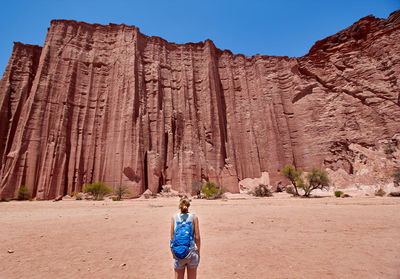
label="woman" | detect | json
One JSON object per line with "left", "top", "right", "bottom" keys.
{"left": 170, "top": 196, "right": 201, "bottom": 279}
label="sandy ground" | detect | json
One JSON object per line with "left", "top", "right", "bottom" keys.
{"left": 1, "top": 194, "right": 399, "bottom": 279}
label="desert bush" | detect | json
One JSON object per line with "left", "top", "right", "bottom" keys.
{"left": 112, "top": 196, "right": 121, "bottom": 201}
{"left": 375, "top": 188, "right": 386, "bottom": 197}
{"left": 17, "top": 185, "right": 30, "bottom": 200}
{"left": 201, "top": 181, "right": 225, "bottom": 199}
{"left": 83, "top": 182, "right": 112, "bottom": 200}
{"left": 302, "top": 168, "right": 330, "bottom": 197}
{"left": 393, "top": 167, "right": 400, "bottom": 186}
{"left": 114, "top": 186, "right": 131, "bottom": 201}
{"left": 71, "top": 191, "right": 83, "bottom": 200}
{"left": 334, "top": 191, "right": 344, "bottom": 198}
{"left": 384, "top": 143, "right": 396, "bottom": 159}
{"left": 281, "top": 165, "right": 303, "bottom": 196}
{"left": 3, "top": 197, "right": 11, "bottom": 202}
{"left": 253, "top": 184, "right": 272, "bottom": 197}
{"left": 389, "top": 192, "right": 400, "bottom": 197}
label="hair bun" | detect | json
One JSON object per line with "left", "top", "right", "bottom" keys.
{"left": 179, "top": 196, "right": 190, "bottom": 213}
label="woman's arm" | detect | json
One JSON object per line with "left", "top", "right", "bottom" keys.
{"left": 194, "top": 216, "right": 201, "bottom": 255}
{"left": 170, "top": 217, "right": 175, "bottom": 240}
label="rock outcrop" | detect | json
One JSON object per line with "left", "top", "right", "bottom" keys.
{"left": 0, "top": 11, "right": 399, "bottom": 199}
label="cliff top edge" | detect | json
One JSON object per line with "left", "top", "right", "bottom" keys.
{"left": 15, "top": 10, "right": 400, "bottom": 60}
{"left": 48, "top": 19, "right": 292, "bottom": 60}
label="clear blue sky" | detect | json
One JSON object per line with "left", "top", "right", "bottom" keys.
{"left": 0, "top": 0, "right": 398, "bottom": 77}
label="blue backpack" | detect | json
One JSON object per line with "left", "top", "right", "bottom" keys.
{"left": 171, "top": 213, "right": 194, "bottom": 259}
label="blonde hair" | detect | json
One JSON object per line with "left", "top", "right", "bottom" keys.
{"left": 179, "top": 196, "right": 191, "bottom": 214}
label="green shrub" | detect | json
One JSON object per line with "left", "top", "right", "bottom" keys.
{"left": 83, "top": 182, "right": 112, "bottom": 200}
{"left": 112, "top": 196, "right": 121, "bottom": 201}
{"left": 114, "top": 186, "right": 131, "bottom": 200}
{"left": 201, "top": 181, "right": 225, "bottom": 199}
{"left": 253, "top": 184, "right": 272, "bottom": 197}
{"left": 334, "top": 191, "right": 344, "bottom": 198}
{"left": 375, "top": 188, "right": 386, "bottom": 197}
{"left": 4, "top": 197, "right": 11, "bottom": 202}
{"left": 389, "top": 192, "right": 400, "bottom": 197}
{"left": 17, "top": 185, "right": 30, "bottom": 200}
{"left": 281, "top": 165, "right": 303, "bottom": 196}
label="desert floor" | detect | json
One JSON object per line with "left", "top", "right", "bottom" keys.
{"left": 1, "top": 194, "right": 399, "bottom": 279}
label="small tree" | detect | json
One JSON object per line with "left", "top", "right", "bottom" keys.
{"left": 83, "top": 182, "right": 112, "bottom": 200}
{"left": 393, "top": 167, "right": 400, "bottom": 186}
{"left": 114, "top": 186, "right": 131, "bottom": 201}
{"left": 17, "top": 185, "right": 30, "bottom": 200}
{"left": 302, "top": 168, "right": 330, "bottom": 197}
{"left": 281, "top": 164, "right": 303, "bottom": 196}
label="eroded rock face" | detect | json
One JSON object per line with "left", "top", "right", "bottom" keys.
{"left": 0, "top": 11, "right": 399, "bottom": 199}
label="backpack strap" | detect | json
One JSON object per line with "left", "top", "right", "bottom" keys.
{"left": 189, "top": 214, "right": 195, "bottom": 236}
{"left": 174, "top": 213, "right": 195, "bottom": 230}
{"left": 174, "top": 213, "right": 180, "bottom": 231}
{"left": 187, "top": 213, "right": 195, "bottom": 223}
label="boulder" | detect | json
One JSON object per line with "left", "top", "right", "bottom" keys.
{"left": 142, "top": 189, "right": 154, "bottom": 199}
{"left": 239, "top": 172, "right": 270, "bottom": 194}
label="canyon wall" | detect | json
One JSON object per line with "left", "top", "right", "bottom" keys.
{"left": 0, "top": 11, "right": 399, "bottom": 199}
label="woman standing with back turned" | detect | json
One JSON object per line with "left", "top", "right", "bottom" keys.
{"left": 170, "top": 196, "right": 201, "bottom": 279}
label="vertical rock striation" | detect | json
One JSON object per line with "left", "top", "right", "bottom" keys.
{"left": 0, "top": 43, "right": 42, "bottom": 198}
{"left": 0, "top": 11, "right": 399, "bottom": 199}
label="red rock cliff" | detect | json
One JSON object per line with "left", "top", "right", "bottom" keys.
{"left": 0, "top": 11, "right": 399, "bottom": 199}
